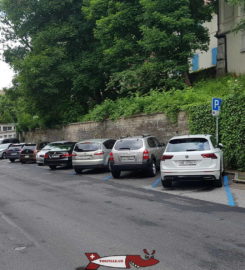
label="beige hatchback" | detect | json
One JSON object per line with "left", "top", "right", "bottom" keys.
{"left": 72, "top": 139, "right": 116, "bottom": 174}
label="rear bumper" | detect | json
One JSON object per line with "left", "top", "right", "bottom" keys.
{"left": 161, "top": 169, "right": 220, "bottom": 181}
{"left": 111, "top": 161, "right": 151, "bottom": 171}
{"left": 72, "top": 159, "right": 105, "bottom": 167}
{"left": 44, "top": 159, "right": 71, "bottom": 167}
{"left": 6, "top": 154, "right": 20, "bottom": 159}
{"left": 73, "top": 164, "right": 106, "bottom": 169}
{"left": 20, "top": 155, "right": 36, "bottom": 162}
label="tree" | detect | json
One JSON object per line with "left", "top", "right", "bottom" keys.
{"left": 91, "top": 0, "right": 213, "bottom": 93}
{"left": 0, "top": 0, "right": 101, "bottom": 126}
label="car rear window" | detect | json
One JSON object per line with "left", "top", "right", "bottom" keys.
{"left": 23, "top": 144, "right": 36, "bottom": 150}
{"left": 8, "top": 145, "right": 23, "bottom": 150}
{"left": 74, "top": 142, "right": 101, "bottom": 152}
{"left": 166, "top": 138, "right": 210, "bottom": 152}
{"left": 0, "top": 144, "right": 10, "bottom": 150}
{"left": 49, "top": 143, "right": 74, "bottom": 151}
{"left": 114, "top": 139, "right": 143, "bottom": 151}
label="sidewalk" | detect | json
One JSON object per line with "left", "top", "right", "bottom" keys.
{"left": 227, "top": 170, "right": 245, "bottom": 184}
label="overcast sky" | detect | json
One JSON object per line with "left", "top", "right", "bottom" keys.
{"left": 0, "top": 60, "right": 14, "bottom": 90}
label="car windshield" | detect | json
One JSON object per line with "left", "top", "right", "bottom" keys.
{"left": 8, "top": 145, "right": 23, "bottom": 150}
{"left": 114, "top": 139, "right": 143, "bottom": 150}
{"left": 74, "top": 142, "right": 101, "bottom": 152}
{"left": 166, "top": 138, "right": 210, "bottom": 152}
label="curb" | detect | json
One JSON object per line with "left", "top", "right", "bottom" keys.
{"left": 225, "top": 170, "right": 245, "bottom": 184}
{"left": 234, "top": 172, "right": 245, "bottom": 184}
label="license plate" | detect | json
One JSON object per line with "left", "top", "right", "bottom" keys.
{"left": 179, "top": 160, "right": 197, "bottom": 166}
{"left": 25, "top": 155, "right": 29, "bottom": 158}
{"left": 52, "top": 155, "right": 60, "bottom": 158}
{"left": 79, "top": 156, "right": 92, "bottom": 160}
{"left": 121, "top": 156, "right": 135, "bottom": 161}
{"left": 11, "top": 153, "right": 17, "bottom": 156}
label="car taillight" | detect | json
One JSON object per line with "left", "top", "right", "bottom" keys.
{"left": 161, "top": 155, "right": 173, "bottom": 161}
{"left": 109, "top": 152, "right": 114, "bottom": 161}
{"left": 201, "top": 153, "right": 217, "bottom": 159}
{"left": 61, "top": 153, "right": 73, "bottom": 158}
{"left": 143, "top": 150, "right": 150, "bottom": 160}
{"left": 44, "top": 154, "right": 49, "bottom": 158}
{"left": 94, "top": 151, "right": 104, "bottom": 156}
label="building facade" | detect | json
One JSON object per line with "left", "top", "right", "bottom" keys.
{"left": 217, "top": 0, "right": 245, "bottom": 75}
{"left": 191, "top": 15, "right": 218, "bottom": 72}
{"left": 0, "top": 123, "right": 17, "bottom": 140}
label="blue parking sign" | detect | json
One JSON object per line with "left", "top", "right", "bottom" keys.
{"left": 212, "top": 98, "right": 222, "bottom": 111}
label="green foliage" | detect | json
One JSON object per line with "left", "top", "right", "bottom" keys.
{"left": 0, "top": 0, "right": 214, "bottom": 127}
{"left": 189, "top": 93, "right": 245, "bottom": 170}
{"left": 82, "top": 76, "right": 240, "bottom": 121}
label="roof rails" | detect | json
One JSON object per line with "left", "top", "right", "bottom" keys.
{"left": 119, "top": 134, "right": 151, "bottom": 139}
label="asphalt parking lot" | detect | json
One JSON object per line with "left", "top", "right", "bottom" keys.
{"left": 0, "top": 159, "right": 245, "bottom": 270}
{"left": 30, "top": 161, "right": 244, "bottom": 209}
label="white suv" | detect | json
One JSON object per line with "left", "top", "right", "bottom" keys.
{"left": 160, "top": 135, "right": 224, "bottom": 188}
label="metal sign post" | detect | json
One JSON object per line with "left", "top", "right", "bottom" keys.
{"left": 216, "top": 116, "right": 219, "bottom": 145}
{"left": 212, "top": 98, "right": 222, "bottom": 145}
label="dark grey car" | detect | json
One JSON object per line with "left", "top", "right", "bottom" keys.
{"left": 110, "top": 135, "right": 165, "bottom": 178}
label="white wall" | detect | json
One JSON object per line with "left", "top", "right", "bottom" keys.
{"left": 190, "top": 15, "right": 218, "bottom": 72}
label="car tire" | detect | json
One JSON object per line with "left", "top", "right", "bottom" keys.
{"left": 107, "top": 161, "right": 112, "bottom": 172}
{"left": 162, "top": 178, "right": 172, "bottom": 188}
{"left": 148, "top": 159, "right": 157, "bottom": 177}
{"left": 2, "top": 152, "right": 6, "bottom": 159}
{"left": 21, "top": 161, "right": 25, "bottom": 164}
{"left": 214, "top": 174, "right": 223, "bottom": 188}
{"left": 49, "top": 165, "right": 57, "bottom": 170}
{"left": 9, "top": 159, "right": 15, "bottom": 163}
{"left": 37, "top": 163, "right": 43, "bottom": 166}
{"left": 74, "top": 167, "right": 83, "bottom": 174}
{"left": 111, "top": 169, "right": 121, "bottom": 179}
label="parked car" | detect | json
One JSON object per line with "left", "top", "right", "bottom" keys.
{"left": 0, "top": 143, "right": 11, "bottom": 159}
{"left": 6, "top": 143, "right": 25, "bottom": 162}
{"left": 0, "top": 138, "right": 19, "bottom": 144}
{"left": 72, "top": 139, "right": 116, "bottom": 174}
{"left": 20, "top": 142, "right": 49, "bottom": 164}
{"left": 160, "top": 135, "right": 224, "bottom": 188}
{"left": 43, "top": 141, "right": 76, "bottom": 170}
{"left": 109, "top": 135, "right": 165, "bottom": 178}
{"left": 36, "top": 142, "right": 57, "bottom": 166}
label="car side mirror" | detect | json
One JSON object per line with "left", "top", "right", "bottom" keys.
{"left": 218, "top": 143, "right": 224, "bottom": 149}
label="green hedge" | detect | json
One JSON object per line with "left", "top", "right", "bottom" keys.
{"left": 189, "top": 94, "right": 245, "bottom": 170}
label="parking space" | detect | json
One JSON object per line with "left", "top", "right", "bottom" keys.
{"left": 1, "top": 159, "right": 245, "bottom": 209}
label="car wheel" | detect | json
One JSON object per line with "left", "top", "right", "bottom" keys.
{"left": 162, "top": 178, "right": 172, "bottom": 188}
{"left": 107, "top": 161, "right": 112, "bottom": 172}
{"left": 74, "top": 167, "right": 83, "bottom": 174}
{"left": 213, "top": 173, "right": 223, "bottom": 188}
{"left": 37, "top": 163, "right": 43, "bottom": 166}
{"left": 9, "top": 159, "right": 15, "bottom": 163}
{"left": 148, "top": 160, "right": 157, "bottom": 177}
{"left": 2, "top": 152, "right": 6, "bottom": 159}
{"left": 21, "top": 161, "right": 25, "bottom": 164}
{"left": 111, "top": 169, "right": 121, "bottom": 179}
{"left": 49, "top": 165, "right": 57, "bottom": 170}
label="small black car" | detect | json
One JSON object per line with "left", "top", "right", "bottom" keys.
{"left": 43, "top": 141, "right": 76, "bottom": 170}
